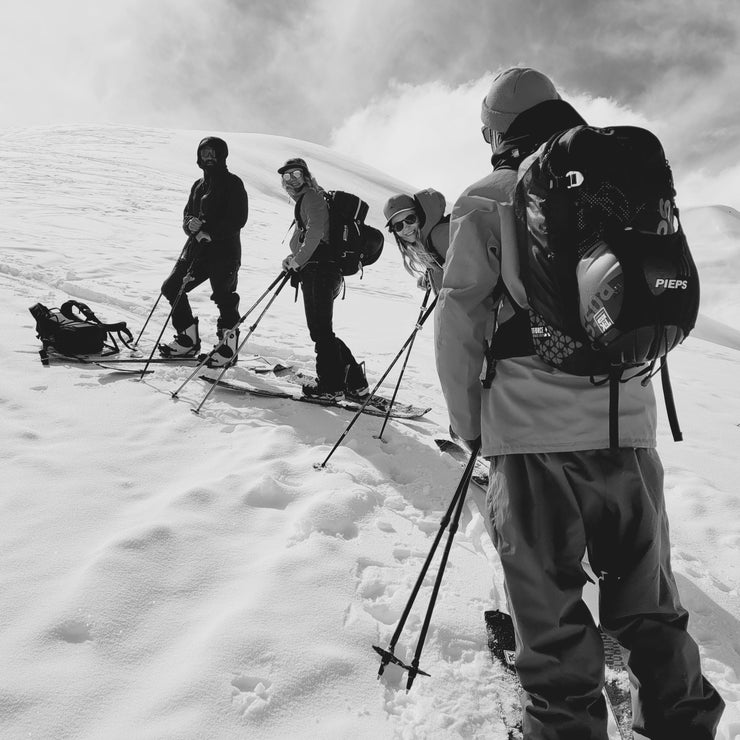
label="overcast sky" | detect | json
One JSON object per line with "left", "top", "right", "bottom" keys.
{"left": 3, "top": 0, "right": 739, "bottom": 206}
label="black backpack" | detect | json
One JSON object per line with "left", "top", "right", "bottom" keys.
{"left": 511, "top": 125, "right": 699, "bottom": 446}
{"left": 29, "top": 300, "right": 134, "bottom": 364}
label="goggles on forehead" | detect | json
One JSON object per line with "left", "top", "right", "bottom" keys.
{"left": 481, "top": 126, "right": 503, "bottom": 147}
{"left": 282, "top": 169, "right": 305, "bottom": 181}
{"left": 390, "top": 213, "right": 418, "bottom": 233}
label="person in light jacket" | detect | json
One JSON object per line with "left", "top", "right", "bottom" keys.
{"left": 383, "top": 188, "right": 449, "bottom": 294}
{"left": 434, "top": 66, "right": 724, "bottom": 739}
{"left": 278, "top": 157, "right": 368, "bottom": 401}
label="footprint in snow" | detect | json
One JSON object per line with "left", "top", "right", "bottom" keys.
{"left": 50, "top": 619, "right": 92, "bottom": 644}
{"left": 231, "top": 674, "right": 272, "bottom": 715}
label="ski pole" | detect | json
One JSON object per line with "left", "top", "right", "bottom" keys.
{"left": 138, "top": 270, "right": 196, "bottom": 380}
{"left": 190, "top": 272, "right": 291, "bottom": 414}
{"left": 133, "top": 294, "right": 163, "bottom": 347}
{"left": 372, "top": 441, "right": 480, "bottom": 688}
{"left": 171, "top": 271, "right": 289, "bottom": 399}
{"left": 134, "top": 237, "right": 194, "bottom": 347}
{"left": 376, "top": 282, "right": 432, "bottom": 441}
{"left": 314, "top": 295, "right": 438, "bottom": 469}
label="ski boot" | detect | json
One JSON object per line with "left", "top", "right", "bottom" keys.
{"left": 206, "top": 328, "right": 239, "bottom": 368}
{"left": 344, "top": 361, "right": 369, "bottom": 401}
{"left": 159, "top": 319, "right": 200, "bottom": 357}
{"left": 301, "top": 379, "right": 344, "bottom": 402}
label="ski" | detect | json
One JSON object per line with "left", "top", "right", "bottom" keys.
{"left": 434, "top": 438, "right": 490, "bottom": 489}
{"left": 94, "top": 358, "right": 289, "bottom": 372}
{"left": 199, "top": 376, "right": 430, "bottom": 419}
{"left": 600, "top": 628, "right": 633, "bottom": 739}
{"left": 88, "top": 356, "right": 201, "bottom": 364}
{"left": 485, "top": 610, "right": 524, "bottom": 739}
{"left": 485, "top": 613, "right": 633, "bottom": 740}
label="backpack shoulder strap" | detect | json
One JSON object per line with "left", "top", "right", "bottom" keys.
{"left": 293, "top": 194, "right": 306, "bottom": 230}
{"left": 60, "top": 300, "right": 101, "bottom": 324}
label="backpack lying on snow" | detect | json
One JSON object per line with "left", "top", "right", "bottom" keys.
{"left": 511, "top": 125, "right": 700, "bottom": 446}
{"left": 29, "top": 300, "right": 134, "bottom": 363}
{"left": 295, "top": 190, "right": 384, "bottom": 276}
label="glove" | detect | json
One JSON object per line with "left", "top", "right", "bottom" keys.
{"left": 282, "top": 255, "right": 300, "bottom": 273}
{"left": 416, "top": 273, "right": 429, "bottom": 290}
{"left": 195, "top": 231, "right": 212, "bottom": 243}
{"left": 450, "top": 425, "right": 481, "bottom": 453}
{"left": 187, "top": 216, "right": 203, "bottom": 234}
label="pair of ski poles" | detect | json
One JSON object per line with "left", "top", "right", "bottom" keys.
{"left": 169, "top": 271, "right": 290, "bottom": 412}
{"left": 315, "top": 281, "right": 436, "bottom": 469}
{"left": 131, "top": 243, "right": 290, "bottom": 400}
{"left": 373, "top": 439, "right": 481, "bottom": 691}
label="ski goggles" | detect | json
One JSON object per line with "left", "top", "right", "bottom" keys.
{"left": 282, "top": 169, "right": 305, "bottom": 181}
{"left": 481, "top": 127, "right": 503, "bottom": 147}
{"left": 390, "top": 213, "right": 418, "bottom": 233}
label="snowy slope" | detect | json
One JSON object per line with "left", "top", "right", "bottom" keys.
{"left": 1, "top": 125, "right": 739, "bottom": 740}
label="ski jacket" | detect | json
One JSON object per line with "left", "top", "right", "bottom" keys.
{"left": 415, "top": 188, "right": 450, "bottom": 292}
{"left": 183, "top": 137, "right": 249, "bottom": 262}
{"left": 434, "top": 101, "right": 657, "bottom": 456}
{"left": 289, "top": 186, "right": 331, "bottom": 267}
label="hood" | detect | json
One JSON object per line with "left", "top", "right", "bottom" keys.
{"left": 196, "top": 136, "right": 229, "bottom": 169}
{"left": 491, "top": 99, "right": 587, "bottom": 171}
{"left": 414, "top": 188, "right": 447, "bottom": 241}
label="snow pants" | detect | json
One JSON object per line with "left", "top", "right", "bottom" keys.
{"left": 487, "top": 448, "right": 724, "bottom": 740}
{"left": 299, "top": 263, "right": 360, "bottom": 391}
{"left": 161, "top": 252, "right": 240, "bottom": 333}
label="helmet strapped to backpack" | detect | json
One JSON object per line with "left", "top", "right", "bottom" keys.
{"left": 508, "top": 124, "right": 700, "bottom": 446}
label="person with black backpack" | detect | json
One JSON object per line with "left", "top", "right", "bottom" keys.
{"left": 278, "top": 157, "right": 368, "bottom": 401}
{"left": 159, "top": 137, "right": 248, "bottom": 367}
{"left": 383, "top": 188, "right": 449, "bottom": 293}
{"left": 435, "top": 67, "right": 724, "bottom": 738}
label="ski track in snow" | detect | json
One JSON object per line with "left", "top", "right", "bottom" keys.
{"left": 1, "top": 125, "right": 739, "bottom": 739}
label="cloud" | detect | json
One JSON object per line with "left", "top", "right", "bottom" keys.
{"left": 329, "top": 75, "right": 661, "bottom": 204}
{"left": 2, "top": 0, "right": 739, "bottom": 212}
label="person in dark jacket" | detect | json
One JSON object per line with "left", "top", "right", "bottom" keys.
{"left": 436, "top": 67, "right": 724, "bottom": 739}
{"left": 159, "top": 136, "right": 249, "bottom": 367}
{"left": 383, "top": 188, "right": 449, "bottom": 294}
{"left": 278, "top": 157, "right": 368, "bottom": 401}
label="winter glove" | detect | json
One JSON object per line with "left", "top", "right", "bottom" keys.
{"left": 187, "top": 216, "right": 204, "bottom": 234}
{"left": 450, "top": 425, "right": 481, "bottom": 453}
{"left": 282, "top": 255, "right": 300, "bottom": 273}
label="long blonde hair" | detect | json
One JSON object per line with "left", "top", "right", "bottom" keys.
{"left": 396, "top": 232, "right": 441, "bottom": 278}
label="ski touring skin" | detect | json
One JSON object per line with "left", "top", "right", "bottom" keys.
{"left": 485, "top": 610, "right": 524, "bottom": 739}
{"left": 200, "top": 376, "right": 430, "bottom": 419}
{"left": 600, "top": 628, "right": 633, "bottom": 739}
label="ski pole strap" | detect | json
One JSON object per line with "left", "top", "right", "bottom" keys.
{"left": 660, "top": 357, "right": 683, "bottom": 442}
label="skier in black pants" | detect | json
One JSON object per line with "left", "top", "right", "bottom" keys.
{"left": 160, "top": 136, "right": 249, "bottom": 367}
{"left": 278, "top": 157, "right": 368, "bottom": 401}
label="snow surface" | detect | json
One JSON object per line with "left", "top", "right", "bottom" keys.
{"left": 1, "top": 125, "right": 739, "bottom": 739}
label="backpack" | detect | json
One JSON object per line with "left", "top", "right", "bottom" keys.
{"left": 510, "top": 124, "right": 699, "bottom": 446}
{"left": 295, "top": 190, "right": 384, "bottom": 276}
{"left": 29, "top": 300, "right": 134, "bottom": 364}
